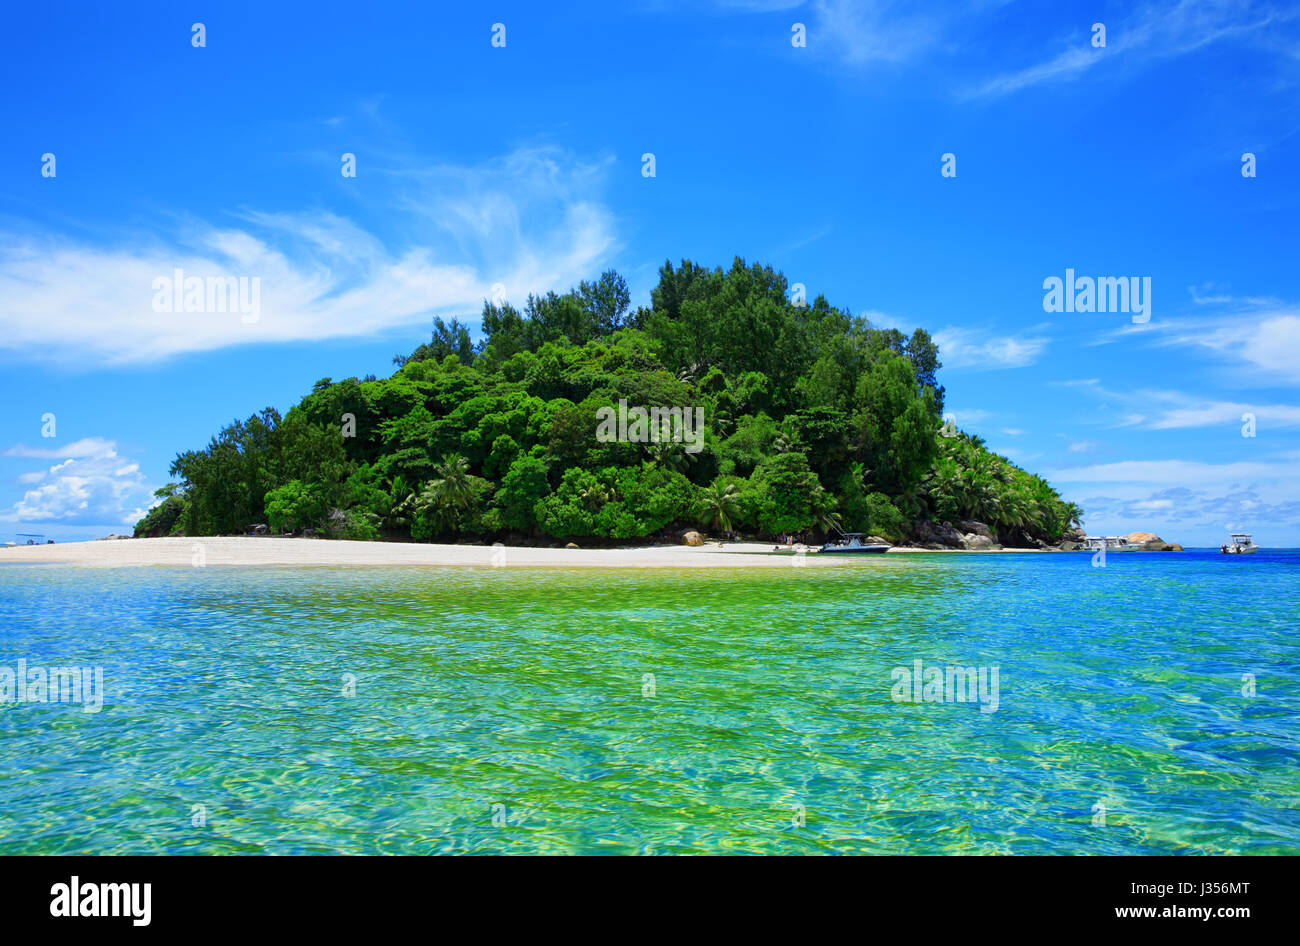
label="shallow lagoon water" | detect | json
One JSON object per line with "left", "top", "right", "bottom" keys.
{"left": 1, "top": 550, "right": 1297, "bottom": 854}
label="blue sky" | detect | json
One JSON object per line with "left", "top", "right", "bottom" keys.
{"left": 2, "top": 0, "right": 1299, "bottom": 546}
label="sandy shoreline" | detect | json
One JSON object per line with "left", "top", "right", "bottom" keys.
{"left": 0, "top": 536, "right": 1068, "bottom": 568}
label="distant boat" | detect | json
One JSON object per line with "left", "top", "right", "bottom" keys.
{"left": 1220, "top": 533, "right": 1258, "bottom": 554}
{"left": 819, "top": 532, "right": 890, "bottom": 554}
{"left": 1082, "top": 535, "right": 1142, "bottom": 552}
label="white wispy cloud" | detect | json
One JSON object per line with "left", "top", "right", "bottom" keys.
{"left": 1050, "top": 458, "right": 1286, "bottom": 486}
{"left": 1068, "top": 381, "right": 1300, "bottom": 430}
{"left": 966, "top": 0, "right": 1293, "bottom": 100}
{"left": 0, "top": 147, "right": 618, "bottom": 366}
{"left": 3, "top": 437, "right": 119, "bottom": 460}
{"left": 1124, "top": 393, "right": 1300, "bottom": 430}
{"left": 807, "top": 0, "right": 943, "bottom": 66}
{"left": 932, "top": 327, "right": 1049, "bottom": 369}
{"left": 967, "top": 46, "right": 1104, "bottom": 99}
{"left": 946, "top": 407, "right": 994, "bottom": 425}
{"left": 1172, "top": 312, "right": 1300, "bottom": 385}
{"left": 724, "top": 0, "right": 1297, "bottom": 101}
{"left": 1100, "top": 295, "right": 1300, "bottom": 386}
{"left": 1188, "top": 284, "right": 1279, "bottom": 308}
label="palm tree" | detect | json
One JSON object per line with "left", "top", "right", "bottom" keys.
{"left": 712, "top": 409, "right": 735, "bottom": 438}
{"left": 646, "top": 440, "right": 694, "bottom": 473}
{"left": 999, "top": 487, "right": 1031, "bottom": 533}
{"left": 414, "top": 453, "right": 473, "bottom": 533}
{"left": 434, "top": 452, "right": 473, "bottom": 502}
{"left": 385, "top": 475, "right": 416, "bottom": 530}
{"left": 699, "top": 480, "right": 741, "bottom": 535}
{"left": 579, "top": 482, "right": 610, "bottom": 510}
{"left": 811, "top": 487, "right": 842, "bottom": 536}
{"left": 922, "top": 456, "right": 963, "bottom": 521}
{"left": 849, "top": 460, "right": 874, "bottom": 495}
{"left": 817, "top": 508, "right": 844, "bottom": 535}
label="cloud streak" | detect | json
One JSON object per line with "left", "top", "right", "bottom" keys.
{"left": 933, "top": 327, "right": 1049, "bottom": 369}
{"left": 0, "top": 148, "right": 618, "bottom": 366}
{"left": 1101, "top": 295, "right": 1300, "bottom": 386}
{"left": 965, "top": 0, "right": 1293, "bottom": 100}
{"left": 1067, "top": 381, "right": 1300, "bottom": 430}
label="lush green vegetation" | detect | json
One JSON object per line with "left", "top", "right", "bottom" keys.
{"left": 137, "top": 258, "right": 1082, "bottom": 546}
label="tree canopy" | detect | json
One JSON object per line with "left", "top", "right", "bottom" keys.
{"left": 140, "top": 257, "right": 1080, "bottom": 546}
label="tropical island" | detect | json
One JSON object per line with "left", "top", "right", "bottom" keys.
{"left": 133, "top": 258, "right": 1086, "bottom": 552}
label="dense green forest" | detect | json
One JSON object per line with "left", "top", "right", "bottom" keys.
{"left": 136, "top": 258, "right": 1082, "bottom": 547}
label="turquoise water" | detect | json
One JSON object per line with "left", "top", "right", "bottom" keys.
{"left": 1, "top": 550, "right": 1297, "bottom": 854}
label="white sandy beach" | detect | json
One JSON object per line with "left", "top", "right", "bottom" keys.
{"left": 1, "top": 536, "right": 826, "bottom": 568}
{"left": 0, "top": 536, "right": 1061, "bottom": 568}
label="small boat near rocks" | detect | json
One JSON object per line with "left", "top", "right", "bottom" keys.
{"left": 819, "top": 532, "right": 890, "bottom": 555}
{"left": 1081, "top": 535, "right": 1142, "bottom": 552}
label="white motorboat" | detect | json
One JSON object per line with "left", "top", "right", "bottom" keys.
{"left": 819, "top": 532, "right": 890, "bottom": 554}
{"left": 1081, "top": 535, "right": 1142, "bottom": 552}
{"left": 1220, "top": 533, "right": 1258, "bottom": 554}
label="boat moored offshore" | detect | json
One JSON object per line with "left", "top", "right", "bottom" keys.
{"left": 1220, "top": 533, "right": 1258, "bottom": 554}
